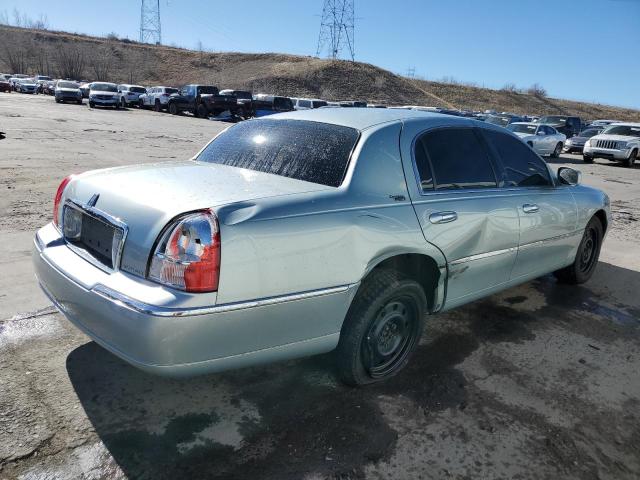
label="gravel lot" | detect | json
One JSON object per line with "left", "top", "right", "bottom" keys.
{"left": 1, "top": 93, "right": 639, "bottom": 480}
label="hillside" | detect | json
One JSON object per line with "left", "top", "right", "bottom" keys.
{"left": 1, "top": 25, "right": 639, "bottom": 121}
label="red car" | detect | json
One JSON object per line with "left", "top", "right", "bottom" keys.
{"left": 0, "top": 80, "right": 11, "bottom": 93}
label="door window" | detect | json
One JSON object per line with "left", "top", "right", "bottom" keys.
{"left": 415, "top": 128, "right": 497, "bottom": 191}
{"left": 482, "top": 129, "right": 552, "bottom": 187}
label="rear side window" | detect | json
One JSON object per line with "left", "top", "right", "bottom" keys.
{"left": 415, "top": 128, "right": 497, "bottom": 191}
{"left": 482, "top": 129, "right": 552, "bottom": 187}
{"left": 196, "top": 119, "right": 359, "bottom": 187}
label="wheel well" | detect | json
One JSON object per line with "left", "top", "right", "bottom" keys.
{"left": 594, "top": 209, "right": 608, "bottom": 233}
{"left": 364, "top": 254, "right": 441, "bottom": 311}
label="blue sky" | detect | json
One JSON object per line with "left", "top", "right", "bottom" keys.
{"left": 1, "top": 0, "right": 639, "bottom": 108}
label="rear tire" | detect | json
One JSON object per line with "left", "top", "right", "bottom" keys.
{"left": 196, "top": 104, "right": 208, "bottom": 119}
{"left": 154, "top": 99, "right": 161, "bottom": 112}
{"left": 553, "top": 216, "right": 603, "bottom": 285}
{"left": 335, "top": 269, "right": 426, "bottom": 386}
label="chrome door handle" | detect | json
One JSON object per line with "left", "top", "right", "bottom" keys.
{"left": 522, "top": 204, "right": 539, "bottom": 213}
{"left": 429, "top": 211, "right": 458, "bottom": 224}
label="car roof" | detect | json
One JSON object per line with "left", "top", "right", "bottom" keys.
{"left": 269, "top": 107, "right": 465, "bottom": 130}
{"left": 610, "top": 122, "right": 640, "bottom": 127}
{"left": 511, "top": 122, "right": 538, "bottom": 126}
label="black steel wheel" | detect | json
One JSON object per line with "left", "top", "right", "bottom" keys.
{"left": 554, "top": 216, "right": 603, "bottom": 284}
{"left": 154, "top": 99, "right": 161, "bottom": 112}
{"left": 336, "top": 269, "right": 426, "bottom": 385}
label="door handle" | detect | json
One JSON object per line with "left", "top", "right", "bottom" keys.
{"left": 429, "top": 211, "right": 458, "bottom": 224}
{"left": 522, "top": 203, "right": 539, "bottom": 213}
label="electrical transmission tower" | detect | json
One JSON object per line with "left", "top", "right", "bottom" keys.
{"left": 316, "top": 0, "right": 355, "bottom": 61}
{"left": 139, "top": 0, "right": 161, "bottom": 45}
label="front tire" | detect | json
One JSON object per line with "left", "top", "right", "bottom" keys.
{"left": 168, "top": 103, "right": 178, "bottom": 115}
{"left": 583, "top": 155, "right": 594, "bottom": 163}
{"left": 154, "top": 99, "right": 161, "bottom": 112}
{"left": 336, "top": 270, "right": 426, "bottom": 386}
{"left": 551, "top": 142, "right": 562, "bottom": 158}
{"left": 89, "top": 101, "right": 94, "bottom": 108}
{"left": 623, "top": 149, "right": 637, "bottom": 168}
{"left": 554, "top": 216, "right": 603, "bottom": 284}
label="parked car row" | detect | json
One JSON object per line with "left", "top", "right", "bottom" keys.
{"left": 2, "top": 72, "right": 638, "bottom": 167}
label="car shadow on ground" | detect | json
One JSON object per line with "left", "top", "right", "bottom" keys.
{"left": 551, "top": 154, "right": 637, "bottom": 169}
{"left": 65, "top": 262, "right": 639, "bottom": 480}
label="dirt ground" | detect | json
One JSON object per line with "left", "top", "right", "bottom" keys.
{"left": 1, "top": 92, "right": 639, "bottom": 480}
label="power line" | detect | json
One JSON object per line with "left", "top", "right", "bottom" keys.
{"left": 140, "top": 0, "right": 161, "bottom": 45}
{"left": 316, "top": 0, "right": 355, "bottom": 61}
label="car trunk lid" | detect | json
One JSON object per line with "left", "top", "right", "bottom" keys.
{"left": 61, "top": 160, "right": 331, "bottom": 277}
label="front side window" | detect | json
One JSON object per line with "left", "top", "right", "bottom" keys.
{"left": 196, "top": 119, "right": 359, "bottom": 187}
{"left": 482, "top": 129, "right": 552, "bottom": 187}
{"left": 415, "top": 128, "right": 497, "bottom": 191}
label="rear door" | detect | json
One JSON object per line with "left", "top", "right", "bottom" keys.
{"left": 400, "top": 122, "right": 520, "bottom": 309}
{"left": 480, "top": 128, "right": 579, "bottom": 279}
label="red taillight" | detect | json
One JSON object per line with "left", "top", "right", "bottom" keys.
{"left": 148, "top": 210, "right": 221, "bottom": 293}
{"left": 53, "top": 175, "right": 75, "bottom": 226}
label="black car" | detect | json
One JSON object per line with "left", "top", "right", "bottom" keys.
{"left": 537, "top": 115, "right": 582, "bottom": 138}
{"left": 219, "top": 89, "right": 254, "bottom": 118}
{"left": 563, "top": 127, "right": 604, "bottom": 153}
{"left": 167, "top": 85, "right": 241, "bottom": 118}
{"left": 252, "top": 94, "right": 295, "bottom": 117}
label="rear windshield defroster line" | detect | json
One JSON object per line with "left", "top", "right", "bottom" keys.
{"left": 196, "top": 119, "right": 360, "bottom": 187}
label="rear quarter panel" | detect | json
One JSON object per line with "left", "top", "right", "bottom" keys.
{"left": 214, "top": 122, "right": 445, "bottom": 304}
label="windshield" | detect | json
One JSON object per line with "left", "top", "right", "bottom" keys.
{"left": 538, "top": 116, "right": 566, "bottom": 124}
{"left": 130, "top": 86, "right": 146, "bottom": 93}
{"left": 197, "top": 86, "right": 218, "bottom": 95}
{"left": 91, "top": 83, "right": 117, "bottom": 92}
{"left": 485, "top": 116, "right": 510, "bottom": 127}
{"left": 602, "top": 125, "right": 640, "bottom": 137}
{"left": 507, "top": 124, "right": 537, "bottom": 134}
{"left": 579, "top": 129, "right": 601, "bottom": 138}
{"left": 196, "top": 119, "right": 359, "bottom": 187}
{"left": 57, "top": 81, "right": 78, "bottom": 89}
{"left": 313, "top": 100, "right": 328, "bottom": 108}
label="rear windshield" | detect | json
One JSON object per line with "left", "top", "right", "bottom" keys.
{"left": 165, "top": 87, "right": 178, "bottom": 94}
{"left": 196, "top": 119, "right": 359, "bottom": 187}
{"left": 130, "top": 86, "right": 146, "bottom": 93}
{"left": 197, "top": 86, "right": 218, "bottom": 95}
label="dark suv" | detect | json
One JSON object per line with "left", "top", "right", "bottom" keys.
{"left": 537, "top": 116, "right": 582, "bottom": 138}
{"left": 167, "top": 85, "right": 241, "bottom": 118}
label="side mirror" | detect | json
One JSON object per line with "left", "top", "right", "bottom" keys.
{"left": 558, "top": 167, "right": 581, "bottom": 186}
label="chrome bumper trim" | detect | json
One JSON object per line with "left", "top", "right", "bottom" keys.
{"left": 449, "top": 230, "right": 583, "bottom": 266}
{"left": 91, "top": 283, "right": 357, "bottom": 318}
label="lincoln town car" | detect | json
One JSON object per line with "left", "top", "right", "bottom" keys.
{"left": 33, "top": 109, "right": 610, "bottom": 385}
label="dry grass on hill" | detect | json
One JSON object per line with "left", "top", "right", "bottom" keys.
{"left": 1, "top": 25, "right": 638, "bottom": 121}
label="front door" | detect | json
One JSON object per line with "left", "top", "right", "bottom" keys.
{"left": 400, "top": 122, "right": 520, "bottom": 309}
{"left": 479, "top": 128, "right": 579, "bottom": 279}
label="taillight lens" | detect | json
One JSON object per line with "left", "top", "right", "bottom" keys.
{"left": 53, "top": 175, "right": 75, "bottom": 227}
{"left": 148, "top": 210, "right": 221, "bottom": 293}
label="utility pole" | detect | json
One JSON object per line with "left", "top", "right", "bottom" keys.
{"left": 316, "top": 0, "right": 355, "bottom": 61}
{"left": 140, "top": 0, "right": 161, "bottom": 45}
{"left": 406, "top": 66, "right": 416, "bottom": 78}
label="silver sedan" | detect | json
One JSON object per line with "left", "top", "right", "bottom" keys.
{"left": 33, "top": 109, "right": 610, "bottom": 385}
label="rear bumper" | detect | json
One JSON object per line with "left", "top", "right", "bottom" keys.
{"left": 583, "top": 145, "right": 630, "bottom": 160}
{"left": 33, "top": 223, "right": 354, "bottom": 376}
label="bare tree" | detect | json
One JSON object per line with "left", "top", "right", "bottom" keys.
{"left": 54, "top": 46, "right": 86, "bottom": 80}
{"left": 1, "top": 45, "right": 29, "bottom": 73}
{"left": 501, "top": 82, "right": 518, "bottom": 93}
{"left": 90, "top": 47, "right": 113, "bottom": 80}
{"left": 0, "top": 10, "right": 9, "bottom": 25}
{"left": 527, "top": 83, "right": 547, "bottom": 97}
